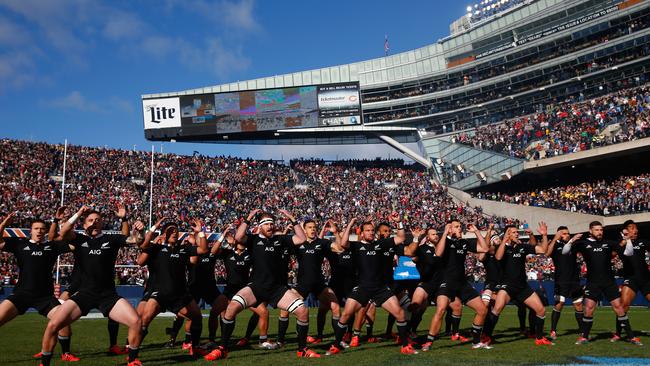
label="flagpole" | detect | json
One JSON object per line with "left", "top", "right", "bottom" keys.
{"left": 61, "top": 139, "right": 68, "bottom": 206}
{"left": 149, "top": 145, "right": 154, "bottom": 228}
{"left": 56, "top": 139, "right": 68, "bottom": 286}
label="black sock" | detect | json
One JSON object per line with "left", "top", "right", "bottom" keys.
{"left": 517, "top": 305, "right": 526, "bottom": 331}
{"left": 484, "top": 311, "right": 499, "bottom": 338}
{"left": 426, "top": 333, "right": 439, "bottom": 342}
{"left": 353, "top": 328, "right": 361, "bottom": 337}
{"left": 385, "top": 314, "right": 396, "bottom": 336}
{"left": 528, "top": 309, "right": 536, "bottom": 334}
{"left": 184, "top": 332, "right": 192, "bottom": 343}
{"left": 444, "top": 309, "right": 453, "bottom": 334}
{"left": 127, "top": 345, "right": 139, "bottom": 362}
{"left": 615, "top": 314, "right": 622, "bottom": 336}
{"left": 334, "top": 321, "right": 348, "bottom": 345}
{"left": 330, "top": 316, "right": 339, "bottom": 338}
{"left": 41, "top": 352, "right": 53, "bottom": 366}
{"left": 58, "top": 335, "right": 71, "bottom": 354}
{"left": 220, "top": 317, "right": 236, "bottom": 350}
{"left": 451, "top": 314, "right": 461, "bottom": 334}
{"left": 574, "top": 311, "right": 584, "bottom": 336}
{"left": 277, "top": 317, "right": 289, "bottom": 343}
{"left": 410, "top": 310, "right": 424, "bottom": 333}
{"left": 140, "top": 326, "right": 149, "bottom": 343}
{"left": 297, "top": 320, "right": 309, "bottom": 350}
{"left": 396, "top": 321, "right": 409, "bottom": 346}
{"left": 366, "top": 323, "right": 373, "bottom": 338}
{"left": 582, "top": 316, "right": 593, "bottom": 339}
{"left": 245, "top": 313, "right": 259, "bottom": 339}
{"left": 170, "top": 317, "right": 184, "bottom": 341}
{"left": 471, "top": 323, "right": 483, "bottom": 344}
{"left": 550, "top": 309, "right": 561, "bottom": 332}
{"left": 208, "top": 317, "right": 218, "bottom": 342}
{"left": 535, "top": 315, "right": 546, "bottom": 340}
{"left": 108, "top": 318, "right": 119, "bottom": 347}
{"left": 190, "top": 320, "right": 202, "bottom": 347}
{"left": 317, "top": 309, "right": 326, "bottom": 339}
{"left": 617, "top": 314, "right": 634, "bottom": 340}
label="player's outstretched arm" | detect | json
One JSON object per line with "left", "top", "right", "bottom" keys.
{"left": 141, "top": 216, "right": 165, "bottom": 250}
{"left": 339, "top": 218, "right": 356, "bottom": 250}
{"left": 0, "top": 212, "right": 16, "bottom": 249}
{"left": 435, "top": 223, "right": 451, "bottom": 257}
{"left": 59, "top": 205, "right": 91, "bottom": 241}
{"left": 403, "top": 227, "right": 425, "bottom": 256}
{"left": 49, "top": 206, "right": 66, "bottom": 241}
{"left": 534, "top": 221, "right": 549, "bottom": 254}
{"left": 469, "top": 223, "right": 488, "bottom": 253}
{"left": 236, "top": 209, "right": 260, "bottom": 243}
{"left": 190, "top": 218, "right": 208, "bottom": 255}
{"left": 279, "top": 209, "right": 305, "bottom": 245}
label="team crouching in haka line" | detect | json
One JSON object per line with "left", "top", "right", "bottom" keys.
{"left": 0, "top": 205, "right": 647, "bottom": 365}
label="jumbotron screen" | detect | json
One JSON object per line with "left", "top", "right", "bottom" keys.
{"left": 142, "top": 82, "right": 361, "bottom": 139}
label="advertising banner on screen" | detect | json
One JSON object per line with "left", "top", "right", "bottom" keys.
{"left": 143, "top": 82, "right": 361, "bottom": 136}
{"left": 142, "top": 97, "right": 181, "bottom": 130}
{"left": 317, "top": 83, "right": 362, "bottom": 127}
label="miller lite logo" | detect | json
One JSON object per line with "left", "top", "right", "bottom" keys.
{"left": 142, "top": 97, "right": 181, "bottom": 129}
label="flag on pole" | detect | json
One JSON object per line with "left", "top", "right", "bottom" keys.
{"left": 384, "top": 34, "right": 389, "bottom": 56}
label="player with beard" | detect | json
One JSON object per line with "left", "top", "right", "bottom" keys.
{"left": 293, "top": 219, "right": 340, "bottom": 344}
{"left": 426, "top": 220, "right": 490, "bottom": 349}
{"left": 562, "top": 221, "right": 641, "bottom": 345}
{"left": 0, "top": 212, "right": 78, "bottom": 362}
{"left": 401, "top": 227, "right": 446, "bottom": 350}
{"left": 326, "top": 217, "right": 418, "bottom": 356}
{"left": 546, "top": 226, "right": 585, "bottom": 340}
{"left": 204, "top": 209, "right": 320, "bottom": 360}
{"left": 45, "top": 206, "right": 127, "bottom": 358}
{"left": 219, "top": 227, "right": 274, "bottom": 350}
{"left": 326, "top": 221, "right": 357, "bottom": 344}
{"left": 186, "top": 226, "right": 230, "bottom": 349}
{"left": 40, "top": 205, "right": 145, "bottom": 366}
{"left": 610, "top": 220, "right": 648, "bottom": 344}
{"left": 137, "top": 218, "right": 210, "bottom": 357}
{"left": 481, "top": 223, "right": 554, "bottom": 346}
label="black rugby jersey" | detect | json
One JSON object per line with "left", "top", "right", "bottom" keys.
{"left": 2, "top": 238, "right": 70, "bottom": 295}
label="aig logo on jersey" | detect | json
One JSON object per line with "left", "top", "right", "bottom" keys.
{"left": 142, "top": 97, "right": 181, "bottom": 130}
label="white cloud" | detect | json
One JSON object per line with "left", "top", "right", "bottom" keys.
{"left": 103, "top": 11, "right": 147, "bottom": 41}
{"left": 46, "top": 91, "right": 101, "bottom": 112}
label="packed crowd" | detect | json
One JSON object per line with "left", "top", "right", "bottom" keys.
{"left": 473, "top": 173, "right": 650, "bottom": 216}
{"left": 453, "top": 85, "right": 650, "bottom": 160}
{"left": 361, "top": 8, "right": 650, "bottom": 106}
{"left": 0, "top": 139, "right": 523, "bottom": 286}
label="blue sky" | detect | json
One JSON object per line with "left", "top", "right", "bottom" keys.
{"left": 0, "top": 0, "right": 461, "bottom": 160}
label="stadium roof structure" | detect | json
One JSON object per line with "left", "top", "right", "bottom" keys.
{"left": 142, "top": 0, "right": 650, "bottom": 178}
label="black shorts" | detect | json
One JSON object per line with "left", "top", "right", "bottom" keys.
{"left": 296, "top": 282, "right": 327, "bottom": 299}
{"left": 249, "top": 283, "right": 289, "bottom": 308}
{"left": 222, "top": 284, "right": 246, "bottom": 301}
{"left": 140, "top": 287, "right": 155, "bottom": 303}
{"left": 622, "top": 277, "right": 650, "bottom": 297}
{"left": 483, "top": 282, "right": 500, "bottom": 292}
{"left": 394, "top": 280, "right": 419, "bottom": 296}
{"left": 189, "top": 284, "right": 220, "bottom": 306}
{"left": 438, "top": 281, "right": 480, "bottom": 303}
{"left": 554, "top": 282, "right": 584, "bottom": 303}
{"left": 500, "top": 283, "right": 535, "bottom": 304}
{"left": 150, "top": 292, "right": 195, "bottom": 314}
{"left": 348, "top": 285, "right": 394, "bottom": 307}
{"left": 331, "top": 280, "right": 356, "bottom": 303}
{"left": 417, "top": 281, "right": 441, "bottom": 300}
{"left": 6, "top": 292, "right": 61, "bottom": 316}
{"left": 70, "top": 289, "right": 122, "bottom": 317}
{"left": 63, "top": 281, "right": 80, "bottom": 296}
{"left": 584, "top": 282, "right": 620, "bottom": 302}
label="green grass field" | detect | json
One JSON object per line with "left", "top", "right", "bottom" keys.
{"left": 1, "top": 306, "right": 648, "bottom": 365}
